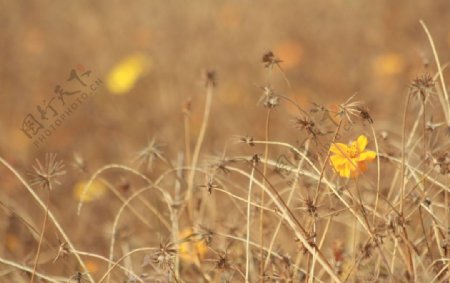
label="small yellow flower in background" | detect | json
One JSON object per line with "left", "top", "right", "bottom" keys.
{"left": 73, "top": 180, "right": 107, "bottom": 202}
{"left": 330, "top": 135, "right": 376, "bottom": 178}
{"left": 273, "top": 39, "right": 303, "bottom": 70}
{"left": 85, "top": 260, "right": 99, "bottom": 274}
{"left": 106, "top": 53, "right": 151, "bottom": 95}
{"left": 178, "top": 228, "right": 208, "bottom": 264}
{"left": 373, "top": 53, "right": 405, "bottom": 76}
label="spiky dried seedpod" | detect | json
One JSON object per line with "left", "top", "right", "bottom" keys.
{"left": 236, "top": 135, "right": 255, "bottom": 147}
{"left": 410, "top": 73, "right": 435, "bottom": 102}
{"left": 29, "top": 153, "right": 66, "bottom": 190}
{"left": 337, "top": 94, "right": 362, "bottom": 125}
{"left": 305, "top": 197, "right": 318, "bottom": 218}
{"left": 215, "top": 251, "right": 231, "bottom": 270}
{"left": 258, "top": 85, "right": 279, "bottom": 108}
{"left": 356, "top": 106, "right": 374, "bottom": 124}
{"left": 262, "top": 51, "right": 282, "bottom": 69}
{"left": 53, "top": 237, "right": 70, "bottom": 263}
{"left": 294, "top": 115, "right": 319, "bottom": 139}
{"left": 435, "top": 151, "right": 449, "bottom": 175}
{"left": 203, "top": 70, "right": 217, "bottom": 87}
{"left": 134, "top": 137, "right": 165, "bottom": 171}
{"left": 199, "top": 176, "right": 219, "bottom": 195}
{"left": 251, "top": 154, "right": 261, "bottom": 166}
{"left": 149, "top": 241, "right": 177, "bottom": 271}
{"left": 195, "top": 225, "right": 214, "bottom": 246}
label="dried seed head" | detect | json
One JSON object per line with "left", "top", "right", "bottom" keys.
{"left": 356, "top": 106, "right": 374, "bottom": 124}
{"left": 149, "top": 241, "right": 177, "bottom": 271}
{"left": 53, "top": 237, "right": 70, "bottom": 263}
{"left": 203, "top": 70, "right": 217, "bottom": 87}
{"left": 29, "top": 153, "right": 66, "bottom": 190}
{"left": 294, "top": 116, "right": 318, "bottom": 139}
{"left": 434, "top": 151, "right": 449, "bottom": 175}
{"left": 251, "top": 154, "right": 261, "bottom": 166}
{"left": 182, "top": 97, "right": 192, "bottom": 115}
{"left": 134, "top": 137, "right": 165, "bottom": 171}
{"left": 215, "top": 251, "right": 231, "bottom": 270}
{"left": 262, "top": 51, "right": 282, "bottom": 69}
{"left": 234, "top": 135, "right": 255, "bottom": 147}
{"left": 338, "top": 94, "right": 362, "bottom": 125}
{"left": 195, "top": 225, "right": 214, "bottom": 246}
{"left": 410, "top": 73, "right": 435, "bottom": 102}
{"left": 199, "top": 175, "right": 219, "bottom": 194}
{"left": 258, "top": 85, "right": 279, "bottom": 108}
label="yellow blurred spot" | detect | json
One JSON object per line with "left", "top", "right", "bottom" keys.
{"left": 373, "top": 53, "right": 405, "bottom": 76}
{"left": 274, "top": 40, "right": 303, "bottom": 69}
{"left": 218, "top": 3, "right": 242, "bottom": 29}
{"left": 73, "top": 180, "right": 107, "bottom": 203}
{"left": 106, "top": 54, "right": 151, "bottom": 95}
{"left": 85, "top": 260, "right": 99, "bottom": 273}
{"left": 5, "top": 233, "right": 20, "bottom": 252}
{"left": 178, "top": 228, "right": 208, "bottom": 264}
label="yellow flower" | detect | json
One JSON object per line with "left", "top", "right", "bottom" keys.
{"left": 178, "top": 228, "right": 208, "bottom": 264}
{"left": 106, "top": 53, "right": 151, "bottom": 95}
{"left": 73, "top": 180, "right": 107, "bottom": 203}
{"left": 330, "top": 135, "right": 376, "bottom": 178}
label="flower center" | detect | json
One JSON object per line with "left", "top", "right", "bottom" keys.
{"left": 347, "top": 144, "right": 359, "bottom": 158}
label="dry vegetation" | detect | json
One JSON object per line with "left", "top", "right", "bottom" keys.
{"left": 1, "top": 2, "right": 450, "bottom": 283}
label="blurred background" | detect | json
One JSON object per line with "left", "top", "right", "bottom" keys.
{"left": 0, "top": 0, "right": 449, "bottom": 280}
{"left": 1, "top": 0, "right": 449, "bottom": 161}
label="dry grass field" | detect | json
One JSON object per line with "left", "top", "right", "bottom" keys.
{"left": 0, "top": 1, "right": 450, "bottom": 282}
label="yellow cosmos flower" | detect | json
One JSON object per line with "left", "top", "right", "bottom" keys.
{"left": 73, "top": 180, "right": 107, "bottom": 203}
{"left": 330, "top": 135, "right": 376, "bottom": 178}
{"left": 106, "top": 53, "right": 151, "bottom": 95}
{"left": 178, "top": 228, "right": 208, "bottom": 264}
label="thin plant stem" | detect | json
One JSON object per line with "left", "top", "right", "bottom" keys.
{"left": 30, "top": 189, "right": 50, "bottom": 283}
{"left": 420, "top": 20, "right": 450, "bottom": 124}
{"left": 400, "top": 91, "right": 412, "bottom": 215}
{"left": 0, "top": 257, "right": 62, "bottom": 283}
{"left": 184, "top": 103, "right": 192, "bottom": 167}
{"left": 98, "top": 247, "right": 158, "bottom": 283}
{"left": 264, "top": 141, "right": 309, "bottom": 269}
{"left": 0, "top": 157, "right": 95, "bottom": 283}
{"left": 370, "top": 125, "right": 381, "bottom": 226}
{"left": 259, "top": 108, "right": 271, "bottom": 279}
{"left": 227, "top": 166, "right": 342, "bottom": 282}
{"left": 186, "top": 81, "right": 214, "bottom": 219}
{"left": 400, "top": 90, "right": 416, "bottom": 279}
{"left": 245, "top": 165, "right": 256, "bottom": 283}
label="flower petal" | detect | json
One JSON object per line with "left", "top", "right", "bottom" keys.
{"left": 331, "top": 159, "right": 347, "bottom": 177}
{"left": 356, "top": 135, "right": 368, "bottom": 152}
{"left": 330, "top": 155, "right": 346, "bottom": 168}
{"left": 330, "top": 143, "right": 348, "bottom": 155}
{"left": 357, "top": 150, "right": 377, "bottom": 161}
{"left": 342, "top": 163, "right": 351, "bottom": 178}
